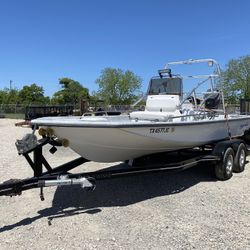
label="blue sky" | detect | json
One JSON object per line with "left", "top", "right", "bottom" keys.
{"left": 0, "top": 0, "right": 249, "bottom": 96}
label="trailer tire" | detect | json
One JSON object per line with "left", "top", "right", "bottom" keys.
{"left": 233, "top": 143, "right": 246, "bottom": 173}
{"left": 215, "top": 147, "right": 234, "bottom": 180}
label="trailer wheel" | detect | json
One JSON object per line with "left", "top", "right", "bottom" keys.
{"left": 215, "top": 147, "right": 234, "bottom": 180}
{"left": 233, "top": 143, "right": 246, "bottom": 173}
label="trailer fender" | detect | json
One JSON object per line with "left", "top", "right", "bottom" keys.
{"left": 212, "top": 139, "right": 244, "bottom": 158}
{"left": 243, "top": 128, "right": 250, "bottom": 144}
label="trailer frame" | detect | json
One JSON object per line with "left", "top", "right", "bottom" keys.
{"left": 0, "top": 134, "right": 249, "bottom": 200}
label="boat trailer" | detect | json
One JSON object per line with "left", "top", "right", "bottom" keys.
{"left": 0, "top": 133, "right": 249, "bottom": 200}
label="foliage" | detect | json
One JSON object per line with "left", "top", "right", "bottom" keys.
{"left": 95, "top": 68, "right": 142, "bottom": 105}
{"left": 51, "top": 78, "right": 89, "bottom": 105}
{"left": 0, "top": 84, "right": 49, "bottom": 105}
{"left": 0, "top": 88, "right": 19, "bottom": 104}
{"left": 18, "top": 84, "right": 49, "bottom": 105}
{"left": 222, "top": 55, "right": 250, "bottom": 103}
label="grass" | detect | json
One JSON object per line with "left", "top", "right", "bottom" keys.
{"left": 3, "top": 113, "right": 25, "bottom": 119}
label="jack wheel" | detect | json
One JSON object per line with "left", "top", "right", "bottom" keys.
{"left": 215, "top": 147, "right": 234, "bottom": 181}
{"left": 233, "top": 143, "right": 246, "bottom": 173}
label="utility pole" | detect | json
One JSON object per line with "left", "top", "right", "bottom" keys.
{"left": 9, "top": 80, "right": 12, "bottom": 90}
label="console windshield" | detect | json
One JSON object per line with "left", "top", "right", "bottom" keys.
{"left": 148, "top": 77, "right": 182, "bottom": 95}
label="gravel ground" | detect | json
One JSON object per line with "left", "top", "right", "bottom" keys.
{"left": 0, "top": 119, "right": 249, "bottom": 250}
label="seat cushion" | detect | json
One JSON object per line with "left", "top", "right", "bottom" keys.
{"left": 130, "top": 110, "right": 180, "bottom": 121}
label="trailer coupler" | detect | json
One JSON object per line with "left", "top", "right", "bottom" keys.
{"left": 0, "top": 175, "right": 96, "bottom": 200}
{"left": 1, "top": 179, "right": 24, "bottom": 197}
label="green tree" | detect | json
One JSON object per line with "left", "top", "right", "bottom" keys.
{"left": 51, "top": 78, "right": 89, "bottom": 105}
{"left": 0, "top": 88, "right": 19, "bottom": 104}
{"left": 18, "top": 84, "right": 49, "bottom": 105}
{"left": 0, "top": 90, "right": 4, "bottom": 103}
{"left": 222, "top": 55, "right": 250, "bottom": 103}
{"left": 95, "top": 68, "right": 142, "bottom": 105}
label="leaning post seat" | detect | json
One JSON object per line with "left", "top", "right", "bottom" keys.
{"left": 130, "top": 95, "right": 181, "bottom": 121}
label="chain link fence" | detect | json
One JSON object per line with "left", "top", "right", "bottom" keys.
{"left": 0, "top": 102, "right": 245, "bottom": 119}
{"left": 225, "top": 104, "right": 240, "bottom": 114}
{"left": 0, "top": 103, "right": 143, "bottom": 119}
{"left": 0, "top": 104, "right": 26, "bottom": 114}
{"left": 0, "top": 104, "right": 26, "bottom": 119}
{"left": 0, "top": 104, "right": 80, "bottom": 119}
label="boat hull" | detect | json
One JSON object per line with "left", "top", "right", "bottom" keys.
{"left": 36, "top": 116, "right": 250, "bottom": 162}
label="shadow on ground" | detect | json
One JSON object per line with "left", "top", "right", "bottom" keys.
{"left": 0, "top": 163, "right": 216, "bottom": 232}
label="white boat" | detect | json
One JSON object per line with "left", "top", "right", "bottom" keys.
{"left": 31, "top": 59, "right": 250, "bottom": 162}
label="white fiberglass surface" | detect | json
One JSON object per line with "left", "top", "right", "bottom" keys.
{"left": 32, "top": 114, "right": 247, "bottom": 126}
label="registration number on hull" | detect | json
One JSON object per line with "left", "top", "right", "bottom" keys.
{"left": 149, "top": 127, "right": 175, "bottom": 134}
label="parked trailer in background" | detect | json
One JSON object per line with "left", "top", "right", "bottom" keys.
{"left": 241, "top": 99, "right": 250, "bottom": 115}
{"left": 25, "top": 105, "right": 74, "bottom": 120}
